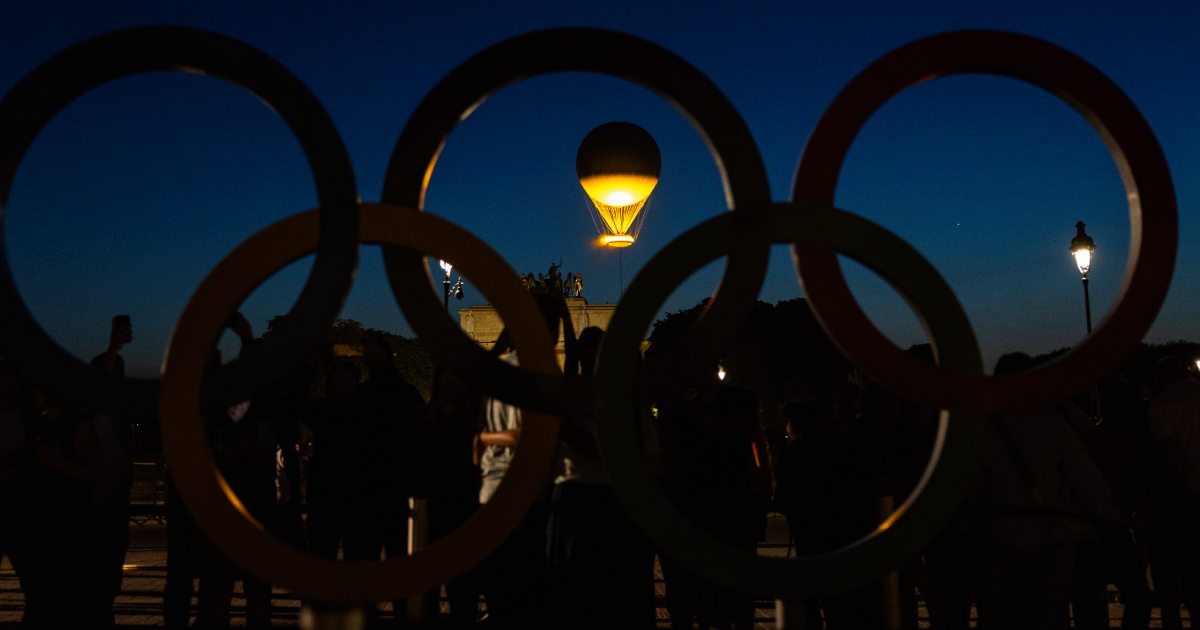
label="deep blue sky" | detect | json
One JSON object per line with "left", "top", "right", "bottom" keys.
{"left": 2, "top": 1, "right": 1198, "bottom": 377}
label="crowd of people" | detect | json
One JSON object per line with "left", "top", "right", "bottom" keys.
{"left": 774, "top": 350, "right": 1200, "bottom": 630}
{"left": 1, "top": 301, "right": 1200, "bottom": 630}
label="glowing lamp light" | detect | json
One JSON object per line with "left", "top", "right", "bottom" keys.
{"left": 577, "top": 122, "right": 661, "bottom": 248}
{"left": 1069, "top": 222, "right": 1096, "bottom": 276}
{"left": 439, "top": 259, "right": 452, "bottom": 275}
{"left": 1073, "top": 249, "right": 1091, "bottom": 275}
{"left": 718, "top": 366, "right": 726, "bottom": 381}
{"left": 1195, "top": 358, "right": 1200, "bottom": 371}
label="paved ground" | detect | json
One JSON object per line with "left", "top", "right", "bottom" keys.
{"left": 0, "top": 514, "right": 1188, "bottom": 627}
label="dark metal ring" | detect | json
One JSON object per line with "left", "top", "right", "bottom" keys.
{"left": 0, "top": 26, "right": 360, "bottom": 419}
{"left": 792, "top": 30, "right": 1177, "bottom": 414}
{"left": 379, "top": 28, "right": 772, "bottom": 413}
{"left": 160, "top": 203, "right": 560, "bottom": 602}
{"left": 595, "top": 203, "right": 984, "bottom": 598}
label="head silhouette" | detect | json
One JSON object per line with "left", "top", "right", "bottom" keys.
{"left": 325, "top": 360, "right": 361, "bottom": 405}
{"left": 1101, "top": 381, "right": 1145, "bottom": 428}
{"left": 577, "top": 326, "right": 604, "bottom": 377}
{"left": 534, "top": 293, "right": 561, "bottom": 341}
{"left": 1153, "top": 355, "right": 1191, "bottom": 389}
{"left": 994, "top": 352, "right": 1034, "bottom": 377}
{"left": 782, "top": 399, "right": 822, "bottom": 442}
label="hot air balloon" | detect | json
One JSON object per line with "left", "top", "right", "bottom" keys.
{"left": 576, "top": 122, "right": 661, "bottom": 248}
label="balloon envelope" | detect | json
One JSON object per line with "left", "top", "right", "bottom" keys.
{"left": 576, "top": 122, "right": 661, "bottom": 247}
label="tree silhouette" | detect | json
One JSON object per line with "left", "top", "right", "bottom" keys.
{"left": 263, "top": 316, "right": 436, "bottom": 401}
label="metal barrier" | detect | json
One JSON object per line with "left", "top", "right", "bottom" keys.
{"left": 0, "top": 24, "right": 1177, "bottom": 622}
{"left": 128, "top": 461, "right": 167, "bottom": 527}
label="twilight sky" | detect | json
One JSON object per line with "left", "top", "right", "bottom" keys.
{"left": 1, "top": 1, "right": 1198, "bottom": 377}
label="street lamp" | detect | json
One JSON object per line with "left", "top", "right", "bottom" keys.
{"left": 1070, "top": 222, "right": 1099, "bottom": 417}
{"left": 439, "top": 260, "right": 464, "bottom": 310}
{"left": 1070, "top": 222, "right": 1096, "bottom": 333}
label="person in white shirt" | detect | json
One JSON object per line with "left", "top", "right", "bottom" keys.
{"left": 474, "top": 292, "right": 573, "bottom": 630}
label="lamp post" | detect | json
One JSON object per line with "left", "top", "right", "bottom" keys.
{"left": 439, "top": 260, "right": 452, "bottom": 309}
{"left": 1070, "top": 222, "right": 1096, "bottom": 334}
{"left": 438, "top": 259, "right": 464, "bottom": 311}
{"left": 1070, "top": 222, "right": 1099, "bottom": 417}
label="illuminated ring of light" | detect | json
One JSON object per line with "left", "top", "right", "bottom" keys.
{"left": 379, "top": 28, "right": 772, "bottom": 415}
{"left": 792, "top": 30, "right": 1177, "bottom": 414}
{"left": 0, "top": 26, "right": 360, "bottom": 420}
{"left": 595, "top": 202, "right": 984, "bottom": 598}
{"left": 601, "top": 234, "right": 635, "bottom": 247}
{"left": 160, "top": 202, "right": 560, "bottom": 602}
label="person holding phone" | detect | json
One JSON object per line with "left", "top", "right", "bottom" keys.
{"left": 91, "top": 315, "right": 132, "bottom": 376}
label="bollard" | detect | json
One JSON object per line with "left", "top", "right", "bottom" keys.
{"left": 407, "top": 497, "right": 431, "bottom": 623}
{"left": 775, "top": 599, "right": 811, "bottom": 629}
{"left": 298, "top": 602, "right": 366, "bottom": 630}
{"left": 877, "top": 495, "right": 902, "bottom": 630}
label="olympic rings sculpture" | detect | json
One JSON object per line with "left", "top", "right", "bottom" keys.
{"left": 0, "top": 26, "right": 1176, "bottom": 603}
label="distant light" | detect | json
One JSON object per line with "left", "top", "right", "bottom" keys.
{"left": 439, "top": 259, "right": 452, "bottom": 273}
{"left": 332, "top": 344, "right": 360, "bottom": 357}
{"left": 718, "top": 366, "right": 726, "bottom": 381}
{"left": 1195, "top": 358, "right": 1200, "bottom": 371}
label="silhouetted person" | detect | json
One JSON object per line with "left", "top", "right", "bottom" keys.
{"left": 292, "top": 330, "right": 422, "bottom": 626}
{"left": 165, "top": 313, "right": 256, "bottom": 629}
{"left": 0, "top": 360, "right": 41, "bottom": 625}
{"left": 0, "top": 358, "right": 27, "bottom": 566}
{"left": 971, "top": 352, "right": 1118, "bottom": 630}
{"left": 1071, "top": 381, "right": 1153, "bottom": 629}
{"left": 193, "top": 314, "right": 304, "bottom": 630}
{"left": 774, "top": 399, "right": 824, "bottom": 548}
{"left": 198, "top": 388, "right": 277, "bottom": 630}
{"left": 892, "top": 343, "right": 973, "bottom": 630}
{"left": 73, "top": 320, "right": 136, "bottom": 629}
{"left": 18, "top": 378, "right": 133, "bottom": 629}
{"left": 819, "top": 378, "right": 915, "bottom": 629}
{"left": 163, "top": 466, "right": 199, "bottom": 629}
{"left": 1147, "top": 355, "right": 1200, "bottom": 621}
{"left": 772, "top": 398, "right": 828, "bottom": 629}
{"left": 10, "top": 318, "right": 137, "bottom": 629}
{"left": 475, "top": 292, "right": 574, "bottom": 630}
{"left": 546, "top": 326, "right": 657, "bottom": 630}
{"left": 90, "top": 315, "right": 130, "bottom": 375}
{"left": 658, "top": 366, "right": 760, "bottom": 630}
{"left": 301, "top": 332, "right": 422, "bottom": 564}
{"left": 21, "top": 394, "right": 91, "bottom": 628}
{"left": 414, "top": 366, "right": 483, "bottom": 629}
{"left": 827, "top": 381, "right": 860, "bottom": 453}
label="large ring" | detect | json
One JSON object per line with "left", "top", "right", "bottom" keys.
{"left": 160, "top": 203, "right": 560, "bottom": 602}
{"left": 378, "top": 28, "right": 773, "bottom": 414}
{"left": 792, "top": 30, "right": 1177, "bottom": 414}
{"left": 4, "top": 26, "right": 1178, "bottom": 606}
{"left": 594, "top": 203, "right": 984, "bottom": 599}
{"left": 0, "top": 26, "right": 360, "bottom": 419}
